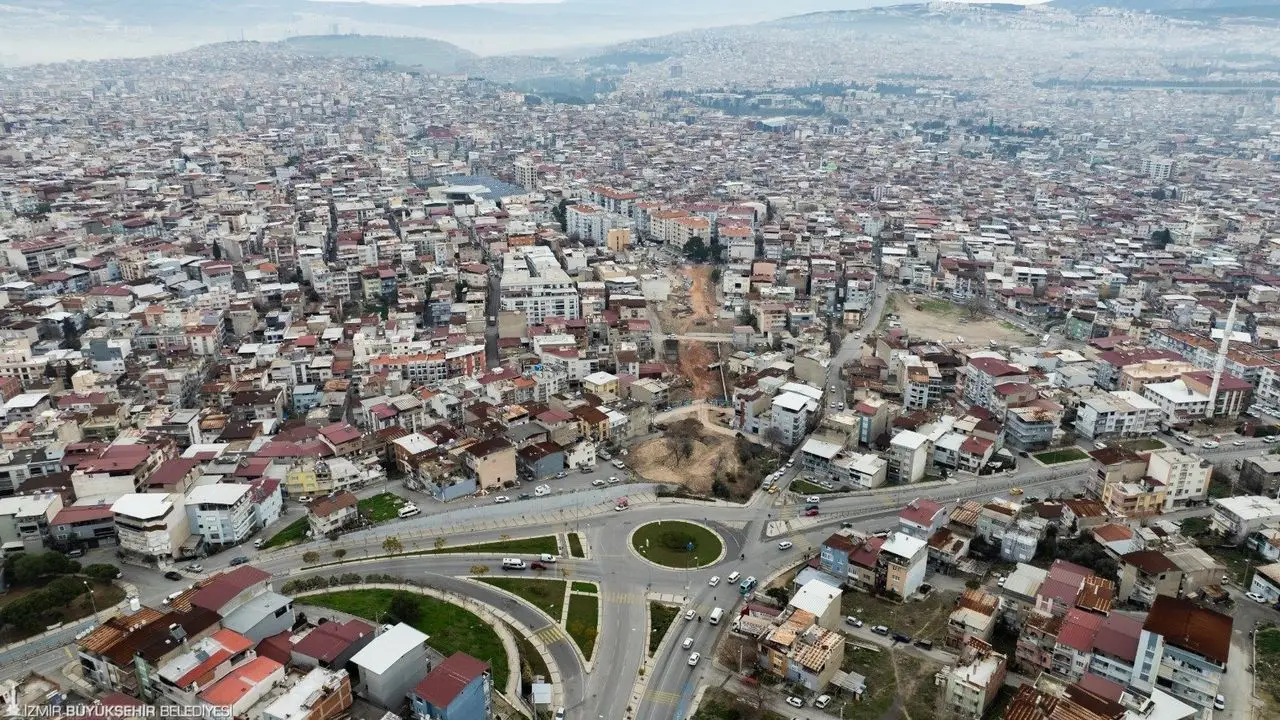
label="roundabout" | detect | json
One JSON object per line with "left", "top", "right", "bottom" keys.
{"left": 629, "top": 519, "right": 725, "bottom": 569}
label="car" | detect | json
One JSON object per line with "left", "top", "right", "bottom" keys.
{"left": 614, "top": 502, "right": 628, "bottom": 512}
{"left": 1202, "top": 441, "right": 1220, "bottom": 449}
{"left": 682, "top": 637, "right": 694, "bottom": 650}
{"left": 1267, "top": 436, "right": 1280, "bottom": 444}
{"left": 591, "top": 479, "right": 606, "bottom": 487}
{"left": 786, "top": 459, "right": 794, "bottom": 467}
{"left": 164, "top": 571, "right": 183, "bottom": 581}
{"left": 844, "top": 616, "right": 863, "bottom": 627}
{"left": 229, "top": 556, "right": 249, "bottom": 566}
{"left": 684, "top": 609, "right": 696, "bottom": 621}
{"left": 805, "top": 496, "right": 821, "bottom": 504}
{"left": 761, "top": 479, "right": 773, "bottom": 490}
{"left": 891, "top": 632, "right": 911, "bottom": 644}
{"left": 519, "top": 493, "right": 532, "bottom": 500}
{"left": 804, "top": 508, "right": 819, "bottom": 517}
{"left": 1009, "top": 488, "right": 1024, "bottom": 496}
{"left": 709, "top": 576, "right": 720, "bottom": 586}
{"left": 914, "top": 639, "right": 934, "bottom": 651}
{"left": 608, "top": 476, "right": 621, "bottom": 484}
{"left": 814, "top": 695, "right": 832, "bottom": 709}
{"left": 580, "top": 466, "right": 593, "bottom": 473}
{"left": 555, "top": 708, "right": 566, "bottom": 720}
{"left": 1246, "top": 591, "right": 1268, "bottom": 603}
{"left": 612, "top": 459, "right": 626, "bottom": 469}
{"left": 688, "top": 652, "right": 701, "bottom": 666}
{"left": 599, "top": 451, "right": 612, "bottom": 460}
{"left": 531, "top": 562, "right": 548, "bottom": 570}
{"left": 555, "top": 471, "right": 567, "bottom": 479}
{"left": 1233, "top": 439, "right": 1246, "bottom": 446}
{"left": 870, "top": 625, "right": 889, "bottom": 635}
{"left": 540, "top": 553, "right": 558, "bottom": 563}
{"left": 778, "top": 541, "right": 793, "bottom": 550}
{"left": 253, "top": 538, "right": 265, "bottom": 548}
{"left": 185, "top": 564, "right": 203, "bottom": 573}
{"left": 786, "top": 697, "right": 803, "bottom": 708}
{"left": 818, "top": 480, "right": 834, "bottom": 490}
{"left": 494, "top": 495, "right": 511, "bottom": 504}
{"left": 768, "top": 486, "right": 780, "bottom": 494}
{"left": 1214, "top": 695, "right": 1226, "bottom": 711}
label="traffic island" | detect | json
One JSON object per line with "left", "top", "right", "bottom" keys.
{"left": 628, "top": 520, "right": 725, "bottom": 569}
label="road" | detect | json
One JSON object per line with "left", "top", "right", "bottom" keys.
{"left": 828, "top": 284, "right": 889, "bottom": 406}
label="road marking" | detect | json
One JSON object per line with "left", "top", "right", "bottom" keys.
{"left": 644, "top": 690, "right": 680, "bottom": 704}
{"left": 532, "top": 624, "right": 568, "bottom": 643}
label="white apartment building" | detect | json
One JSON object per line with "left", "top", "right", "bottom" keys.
{"left": 1211, "top": 495, "right": 1280, "bottom": 542}
{"left": 565, "top": 203, "right": 630, "bottom": 244}
{"left": 888, "top": 430, "right": 932, "bottom": 483}
{"left": 0, "top": 338, "right": 48, "bottom": 387}
{"left": 1147, "top": 449, "right": 1211, "bottom": 510}
{"left": 500, "top": 246, "right": 580, "bottom": 324}
{"left": 112, "top": 493, "right": 190, "bottom": 561}
{"left": 770, "top": 392, "right": 818, "bottom": 447}
{"left": 1074, "top": 390, "right": 1161, "bottom": 439}
{"left": 1142, "top": 380, "right": 1209, "bottom": 425}
{"left": 1134, "top": 595, "right": 1230, "bottom": 716}
{"left": 963, "top": 357, "right": 1028, "bottom": 412}
{"left": 185, "top": 483, "right": 256, "bottom": 547}
{"left": 1141, "top": 156, "right": 1175, "bottom": 181}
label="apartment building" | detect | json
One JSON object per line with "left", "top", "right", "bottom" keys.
{"left": 878, "top": 532, "right": 928, "bottom": 599}
{"left": 888, "top": 430, "right": 932, "bottom": 483}
{"left": 963, "top": 357, "right": 1027, "bottom": 412}
{"left": 185, "top": 483, "right": 256, "bottom": 548}
{"left": 1073, "top": 390, "right": 1161, "bottom": 439}
{"left": 111, "top": 492, "right": 190, "bottom": 561}
{"left": 770, "top": 392, "right": 819, "bottom": 447}
{"left": 1134, "top": 595, "right": 1231, "bottom": 715}
{"left": 499, "top": 246, "right": 580, "bottom": 324}
{"left": 1146, "top": 449, "right": 1211, "bottom": 511}
{"left": 941, "top": 640, "right": 1008, "bottom": 718}
{"left": 1210, "top": 495, "right": 1280, "bottom": 542}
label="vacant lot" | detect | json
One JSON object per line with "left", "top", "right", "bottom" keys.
{"left": 262, "top": 516, "right": 309, "bottom": 548}
{"left": 632, "top": 419, "right": 777, "bottom": 499}
{"left": 303, "top": 589, "right": 508, "bottom": 687}
{"left": 1033, "top": 448, "right": 1090, "bottom": 465}
{"left": 841, "top": 589, "right": 960, "bottom": 643}
{"left": 1258, "top": 627, "right": 1280, "bottom": 711}
{"left": 692, "top": 688, "right": 788, "bottom": 720}
{"left": 892, "top": 292, "right": 1032, "bottom": 346}
{"left": 1111, "top": 437, "right": 1167, "bottom": 452}
{"left": 837, "top": 646, "right": 943, "bottom": 720}
{"left": 359, "top": 492, "right": 408, "bottom": 522}
{"left": 479, "top": 578, "right": 566, "bottom": 620}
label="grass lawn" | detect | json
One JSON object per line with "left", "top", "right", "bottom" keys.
{"left": 631, "top": 521, "right": 723, "bottom": 569}
{"left": 1256, "top": 627, "right": 1280, "bottom": 711}
{"left": 1205, "top": 543, "right": 1266, "bottom": 585}
{"left": 693, "top": 688, "right": 788, "bottom": 720}
{"left": 837, "top": 647, "right": 896, "bottom": 720}
{"left": 791, "top": 478, "right": 836, "bottom": 496}
{"left": 648, "top": 602, "right": 679, "bottom": 655}
{"left": 840, "top": 589, "right": 960, "bottom": 643}
{"left": 567, "top": 533, "right": 585, "bottom": 558}
{"left": 358, "top": 492, "right": 407, "bottom": 523}
{"left": 261, "top": 516, "right": 309, "bottom": 548}
{"left": 479, "top": 578, "right": 566, "bottom": 620}
{"left": 511, "top": 622, "right": 550, "bottom": 686}
{"left": 919, "top": 299, "right": 958, "bottom": 315}
{"left": 425, "top": 536, "right": 558, "bottom": 556}
{"left": 571, "top": 581, "right": 597, "bottom": 594}
{"left": 302, "top": 589, "right": 508, "bottom": 688}
{"left": 565, "top": 593, "right": 599, "bottom": 661}
{"left": 1033, "top": 448, "right": 1089, "bottom": 465}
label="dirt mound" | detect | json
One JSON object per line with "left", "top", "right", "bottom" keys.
{"left": 630, "top": 430, "right": 741, "bottom": 494}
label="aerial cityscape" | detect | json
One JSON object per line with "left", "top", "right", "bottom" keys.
{"left": 2, "top": 1, "right": 1280, "bottom": 720}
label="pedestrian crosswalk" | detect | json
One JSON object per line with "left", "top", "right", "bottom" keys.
{"left": 644, "top": 689, "right": 680, "bottom": 705}
{"left": 532, "top": 624, "right": 568, "bottom": 644}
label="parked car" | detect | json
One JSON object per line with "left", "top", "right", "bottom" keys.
{"left": 891, "top": 631, "right": 912, "bottom": 644}
{"left": 185, "top": 564, "right": 203, "bottom": 573}
{"left": 494, "top": 495, "right": 511, "bottom": 504}
{"left": 592, "top": 478, "right": 606, "bottom": 487}
{"left": 844, "top": 616, "right": 863, "bottom": 627}
{"left": 786, "top": 697, "right": 803, "bottom": 708}
{"left": 253, "top": 538, "right": 265, "bottom": 548}
{"left": 1232, "top": 439, "right": 1246, "bottom": 446}
{"left": 1246, "top": 591, "right": 1268, "bottom": 603}
{"left": 1008, "top": 488, "right": 1024, "bottom": 496}
{"left": 164, "top": 571, "right": 183, "bottom": 581}
{"left": 778, "top": 541, "right": 793, "bottom": 550}
{"left": 229, "top": 556, "right": 249, "bottom": 566}
{"left": 684, "top": 609, "right": 696, "bottom": 621}
{"left": 1214, "top": 695, "right": 1226, "bottom": 711}
{"left": 1202, "top": 440, "right": 1220, "bottom": 449}
{"left": 804, "top": 508, "right": 819, "bottom": 517}
{"left": 870, "top": 625, "right": 889, "bottom": 635}
{"left": 555, "top": 708, "right": 565, "bottom": 720}
{"left": 519, "top": 493, "right": 532, "bottom": 500}
{"left": 555, "top": 471, "right": 567, "bottom": 479}
{"left": 914, "top": 639, "right": 934, "bottom": 651}
{"left": 540, "top": 553, "right": 558, "bottom": 563}
{"left": 580, "top": 466, "right": 593, "bottom": 473}
{"left": 608, "top": 476, "right": 621, "bottom": 484}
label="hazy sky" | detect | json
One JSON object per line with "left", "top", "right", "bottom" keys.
{"left": 307, "top": 0, "right": 563, "bottom": 5}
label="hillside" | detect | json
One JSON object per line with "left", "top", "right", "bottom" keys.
{"left": 280, "top": 35, "right": 477, "bottom": 73}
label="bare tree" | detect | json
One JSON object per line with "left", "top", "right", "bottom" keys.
{"left": 382, "top": 536, "right": 403, "bottom": 555}
{"left": 717, "top": 634, "right": 756, "bottom": 673}
{"left": 433, "top": 537, "right": 446, "bottom": 550}
{"left": 964, "top": 293, "right": 985, "bottom": 319}
{"left": 667, "top": 434, "right": 695, "bottom": 466}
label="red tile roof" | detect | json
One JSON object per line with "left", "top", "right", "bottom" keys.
{"left": 413, "top": 652, "right": 490, "bottom": 708}
{"left": 189, "top": 566, "right": 270, "bottom": 614}
{"left": 1143, "top": 595, "right": 1232, "bottom": 664}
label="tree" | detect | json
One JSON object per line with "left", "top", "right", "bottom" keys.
{"left": 470, "top": 564, "right": 490, "bottom": 576}
{"left": 683, "top": 237, "right": 711, "bottom": 262}
{"left": 454, "top": 280, "right": 468, "bottom": 302}
{"left": 762, "top": 426, "right": 787, "bottom": 450}
{"left": 60, "top": 317, "right": 81, "bottom": 351}
{"left": 667, "top": 434, "right": 695, "bottom": 466}
{"left": 302, "top": 551, "right": 320, "bottom": 564}
{"left": 333, "top": 549, "right": 347, "bottom": 561}
{"left": 382, "top": 536, "right": 404, "bottom": 555}
{"left": 964, "top": 293, "right": 984, "bottom": 319}
{"left": 716, "top": 634, "right": 756, "bottom": 673}
{"left": 711, "top": 479, "right": 730, "bottom": 499}
{"left": 552, "top": 199, "right": 569, "bottom": 230}
{"left": 83, "top": 564, "right": 121, "bottom": 583}
{"left": 212, "top": 242, "right": 222, "bottom": 260}
{"left": 1150, "top": 228, "right": 1173, "bottom": 249}
{"left": 433, "top": 537, "right": 447, "bottom": 551}
{"left": 764, "top": 587, "right": 790, "bottom": 605}
{"left": 388, "top": 593, "right": 420, "bottom": 624}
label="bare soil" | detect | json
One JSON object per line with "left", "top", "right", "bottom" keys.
{"left": 893, "top": 292, "right": 1033, "bottom": 347}
{"left": 631, "top": 432, "right": 740, "bottom": 495}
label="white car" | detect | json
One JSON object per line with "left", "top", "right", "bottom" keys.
{"left": 540, "top": 554, "right": 558, "bottom": 563}
{"left": 1214, "top": 695, "right": 1226, "bottom": 711}
{"left": 1232, "top": 439, "right": 1246, "bottom": 446}
{"left": 778, "top": 541, "right": 793, "bottom": 550}
{"left": 687, "top": 652, "right": 701, "bottom": 666}
{"left": 591, "top": 479, "right": 606, "bottom": 487}
{"left": 253, "top": 538, "right": 265, "bottom": 548}
{"left": 494, "top": 496, "right": 510, "bottom": 504}
{"left": 786, "top": 697, "right": 804, "bottom": 708}
{"left": 1246, "top": 591, "right": 1268, "bottom": 603}
{"left": 708, "top": 576, "right": 720, "bottom": 586}
{"left": 682, "top": 637, "right": 694, "bottom": 650}
{"left": 1202, "top": 441, "right": 1220, "bottom": 449}
{"left": 608, "top": 476, "right": 621, "bottom": 484}
{"left": 805, "top": 496, "right": 821, "bottom": 504}
{"left": 684, "top": 609, "right": 696, "bottom": 621}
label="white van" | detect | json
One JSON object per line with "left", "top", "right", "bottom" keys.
{"left": 501, "top": 558, "right": 527, "bottom": 570}
{"left": 397, "top": 504, "right": 421, "bottom": 519}
{"left": 534, "top": 484, "right": 551, "bottom": 497}
{"left": 708, "top": 607, "right": 724, "bottom": 625}
{"left": 726, "top": 571, "right": 741, "bottom": 585}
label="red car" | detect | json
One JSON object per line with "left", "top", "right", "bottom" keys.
{"left": 531, "top": 562, "right": 548, "bottom": 570}
{"left": 804, "top": 508, "right": 820, "bottom": 517}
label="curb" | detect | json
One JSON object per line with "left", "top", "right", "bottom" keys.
{"left": 627, "top": 595, "right": 680, "bottom": 720}
{"left": 292, "top": 582, "right": 540, "bottom": 716}
{"left": 462, "top": 576, "right": 590, "bottom": 681}
{"left": 565, "top": 531, "right": 592, "bottom": 560}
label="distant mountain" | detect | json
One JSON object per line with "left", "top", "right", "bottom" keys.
{"left": 280, "top": 35, "right": 477, "bottom": 73}
{"left": 1050, "top": 0, "right": 1280, "bottom": 11}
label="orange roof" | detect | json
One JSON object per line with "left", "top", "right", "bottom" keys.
{"left": 198, "top": 656, "right": 282, "bottom": 706}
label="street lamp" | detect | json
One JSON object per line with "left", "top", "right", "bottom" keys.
{"left": 83, "top": 580, "right": 98, "bottom": 619}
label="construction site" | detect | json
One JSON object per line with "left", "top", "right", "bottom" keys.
{"left": 655, "top": 264, "right": 732, "bottom": 402}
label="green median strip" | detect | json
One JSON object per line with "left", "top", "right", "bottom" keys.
{"left": 478, "top": 577, "right": 566, "bottom": 620}
{"left": 565, "top": 593, "right": 599, "bottom": 661}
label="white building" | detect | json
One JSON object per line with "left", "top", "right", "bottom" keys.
{"left": 1146, "top": 449, "right": 1211, "bottom": 511}
{"left": 1211, "top": 495, "right": 1280, "bottom": 542}
{"left": 499, "top": 246, "right": 580, "bottom": 324}
{"left": 770, "top": 392, "right": 818, "bottom": 447}
{"left": 1074, "top": 390, "right": 1161, "bottom": 439}
{"left": 185, "top": 483, "right": 256, "bottom": 547}
{"left": 1134, "top": 595, "right": 1230, "bottom": 715}
{"left": 1142, "top": 380, "right": 1210, "bottom": 427}
{"left": 1141, "top": 156, "right": 1175, "bottom": 181}
{"left": 880, "top": 532, "right": 928, "bottom": 598}
{"left": 833, "top": 452, "right": 888, "bottom": 489}
{"left": 112, "top": 493, "right": 190, "bottom": 561}
{"left": 888, "top": 430, "right": 932, "bottom": 483}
